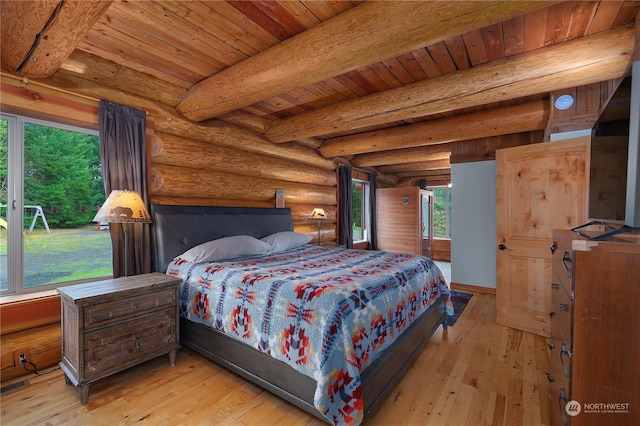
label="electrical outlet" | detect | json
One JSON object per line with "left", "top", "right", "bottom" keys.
{"left": 13, "top": 350, "right": 29, "bottom": 367}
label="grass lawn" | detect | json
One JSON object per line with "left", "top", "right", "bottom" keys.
{"left": 0, "top": 226, "right": 112, "bottom": 290}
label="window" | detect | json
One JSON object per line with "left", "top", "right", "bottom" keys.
{"left": 1, "top": 114, "right": 111, "bottom": 295}
{"left": 352, "top": 179, "right": 370, "bottom": 243}
{"left": 429, "top": 186, "right": 452, "bottom": 239}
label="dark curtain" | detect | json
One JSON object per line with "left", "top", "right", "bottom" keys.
{"left": 98, "top": 100, "right": 152, "bottom": 277}
{"left": 338, "top": 165, "right": 353, "bottom": 248}
{"left": 368, "top": 172, "right": 377, "bottom": 250}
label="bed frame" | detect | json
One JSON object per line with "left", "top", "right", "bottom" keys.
{"left": 151, "top": 204, "right": 447, "bottom": 423}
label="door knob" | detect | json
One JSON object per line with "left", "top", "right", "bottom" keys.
{"left": 498, "top": 244, "right": 507, "bottom": 251}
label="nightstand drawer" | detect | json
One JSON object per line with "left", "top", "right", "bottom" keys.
{"left": 84, "top": 309, "right": 177, "bottom": 379}
{"left": 84, "top": 288, "right": 176, "bottom": 328}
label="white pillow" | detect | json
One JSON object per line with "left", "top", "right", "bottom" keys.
{"left": 261, "top": 231, "right": 312, "bottom": 253}
{"left": 176, "top": 235, "right": 272, "bottom": 263}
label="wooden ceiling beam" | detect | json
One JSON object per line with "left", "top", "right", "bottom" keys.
{"left": 267, "top": 26, "right": 635, "bottom": 142}
{"left": 176, "top": 1, "right": 553, "bottom": 121}
{"left": 1, "top": 0, "right": 113, "bottom": 78}
{"left": 395, "top": 172, "right": 452, "bottom": 187}
{"left": 377, "top": 158, "right": 451, "bottom": 175}
{"left": 321, "top": 101, "right": 547, "bottom": 158}
{"left": 352, "top": 145, "right": 452, "bottom": 168}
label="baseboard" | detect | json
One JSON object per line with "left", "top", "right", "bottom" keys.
{"left": 450, "top": 282, "right": 496, "bottom": 295}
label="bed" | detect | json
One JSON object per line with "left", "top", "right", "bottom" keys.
{"left": 151, "top": 204, "right": 451, "bottom": 425}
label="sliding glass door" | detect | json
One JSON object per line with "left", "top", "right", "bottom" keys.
{"left": 1, "top": 113, "right": 111, "bottom": 295}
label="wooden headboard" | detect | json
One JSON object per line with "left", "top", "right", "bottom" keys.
{"left": 150, "top": 204, "right": 294, "bottom": 273}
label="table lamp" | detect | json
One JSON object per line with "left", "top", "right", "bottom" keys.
{"left": 93, "top": 190, "right": 151, "bottom": 276}
{"left": 310, "top": 208, "right": 327, "bottom": 245}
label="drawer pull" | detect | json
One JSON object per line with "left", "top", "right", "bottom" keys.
{"left": 551, "top": 282, "right": 559, "bottom": 290}
{"left": 562, "top": 252, "right": 573, "bottom": 278}
{"left": 559, "top": 388, "right": 569, "bottom": 425}
{"left": 549, "top": 309, "right": 556, "bottom": 318}
{"left": 134, "top": 337, "right": 140, "bottom": 349}
{"left": 550, "top": 241, "right": 557, "bottom": 254}
{"left": 547, "top": 374, "right": 555, "bottom": 382}
{"left": 548, "top": 343, "right": 555, "bottom": 350}
{"left": 560, "top": 343, "right": 571, "bottom": 377}
{"left": 559, "top": 303, "right": 569, "bottom": 312}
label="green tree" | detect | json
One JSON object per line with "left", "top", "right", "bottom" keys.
{"left": 24, "top": 123, "right": 103, "bottom": 228}
{"left": 431, "top": 187, "right": 451, "bottom": 238}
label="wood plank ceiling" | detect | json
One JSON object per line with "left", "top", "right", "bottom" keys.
{"left": 2, "top": 0, "right": 639, "bottom": 185}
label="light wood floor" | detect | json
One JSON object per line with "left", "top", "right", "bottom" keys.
{"left": 1, "top": 293, "right": 550, "bottom": 425}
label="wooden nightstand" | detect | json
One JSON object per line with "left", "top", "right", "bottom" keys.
{"left": 57, "top": 273, "right": 182, "bottom": 404}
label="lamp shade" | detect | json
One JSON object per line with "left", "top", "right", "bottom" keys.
{"left": 93, "top": 190, "right": 152, "bottom": 223}
{"left": 310, "top": 208, "right": 327, "bottom": 220}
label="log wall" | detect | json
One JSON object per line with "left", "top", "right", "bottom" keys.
{"left": 0, "top": 73, "right": 339, "bottom": 245}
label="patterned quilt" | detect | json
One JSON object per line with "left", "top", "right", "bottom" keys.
{"left": 167, "top": 245, "right": 453, "bottom": 425}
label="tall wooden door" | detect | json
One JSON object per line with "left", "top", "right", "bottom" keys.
{"left": 496, "top": 137, "right": 589, "bottom": 337}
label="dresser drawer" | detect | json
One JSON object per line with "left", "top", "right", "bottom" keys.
{"left": 549, "top": 382, "right": 571, "bottom": 426}
{"left": 84, "top": 289, "right": 176, "bottom": 329}
{"left": 550, "top": 279, "right": 572, "bottom": 350}
{"left": 552, "top": 248, "right": 574, "bottom": 293}
{"left": 84, "top": 309, "right": 177, "bottom": 379}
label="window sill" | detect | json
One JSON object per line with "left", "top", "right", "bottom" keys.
{"left": 1, "top": 289, "right": 59, "bottom": 304}
{"left": 1, "top": 290, "right": 61, "bottom": 335}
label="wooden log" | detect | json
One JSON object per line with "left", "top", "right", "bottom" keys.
{"left": 395, "top": 172, "right": 452, "bottom": 187}
{"left": 58, "top": 50, "right": 186, "bottom": 107}
{"left": 218, "top": 110, "right": 271, "bottom": 134}
{"left": 0, "top": 77, "right": 98, "bottom": 125}
{"left": 152, "top": 116, "right": 337, "bottom": 171}
{"left": 1, "top": 0, "right": 112, "bottom": 78}
{"left": 395, "top": 168, "right": 452, "bottom": 179}
{"left": 150, "top": 164, "right": 336, "bottom": 206}
{"left": 353, "top": 144, "right": 452, "bottom": 168}
{"left": 150, "top": 196, "right": 274, "bottom": 208}
{"left": 267, "top": 26, "right": 634, "bottom": 142}
{"left": 177, "top": 1, "right": 551, "bottom": 121}
{"left": 320, "top": 101, "right": 547, "bottom": 157}
{"left": 377, "top": 158, "right": 451, "bottom": 175}
{"left": 0, "top": 323, "right": 61, "bottom": 382}
{"left": 288, "top": 138, "right": 323, "bottom": 150}
{"left": 375, "top": 173, "right": 400, "bottom": 187}
{"left": 1, "top": 1, "right": 59, "bottom": 73}
{"left": 151, "top": 133, "right": 336, "bottom": 187}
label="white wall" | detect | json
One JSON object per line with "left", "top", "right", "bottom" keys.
{"left": 451, "top": 161, "right": 496, "bottom": 288}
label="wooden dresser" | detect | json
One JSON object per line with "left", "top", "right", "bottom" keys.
{"left": 58, "top": 273, "right": 182, "bottom": 404}
{"left": 549, "top": 229, "right": 639, "bottom": 425}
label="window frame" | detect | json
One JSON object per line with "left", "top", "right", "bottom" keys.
{"left": 428, "top": 185, "right": 452, "bottom": 239}
{"left": 1, "top": 112, "right": 110, "bottom": 296}
{"left": 351, "top": 177, "right": 371, "bottom": 244}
